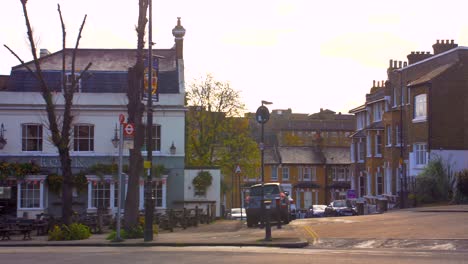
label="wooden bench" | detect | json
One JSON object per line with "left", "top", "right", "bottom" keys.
{"left": 0, "top": 223, "right": 33, "bottom": 240}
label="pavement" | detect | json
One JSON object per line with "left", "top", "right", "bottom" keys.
{"left": 0, "top": 219, "right": 309, "bottom": 248}
{"left": 1, "top": 204, "right": 467, "bottom": 249}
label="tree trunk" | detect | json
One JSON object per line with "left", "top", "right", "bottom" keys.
{"left": 59, "top": 148, "right": 73, "bottom": 225}
{"left": 123, "top": 66, "right": 145, "bottom": 229}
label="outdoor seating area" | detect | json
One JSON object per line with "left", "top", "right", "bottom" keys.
{"left": 155, "top": 205, "right": 215, "bottom": 232}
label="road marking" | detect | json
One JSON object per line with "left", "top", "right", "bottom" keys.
{"left": 302, "top": 226, "right": 319, "bottom": 244}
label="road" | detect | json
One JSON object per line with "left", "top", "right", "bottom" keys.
{"left": 0, "top": 246, "right": 467, "bottom": 264}
{"left": 290, "top": 207, "right": 468, "bottom": 250}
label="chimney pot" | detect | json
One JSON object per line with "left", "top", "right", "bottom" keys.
{"left": 436, "top": 39, "right": 440, "bottom": 44}
{"left": 389, "top": 59, "right": 393, "bottom": 68}
{"left": 451, "top": 39, "right": 455, "bottom": 44}
{"left": 404, "top": 61, "right": 408, "bottom": 67}
{"left": 399, "top": 61, "right": 402, "bottom": 68}
{"left": 373, "top": 80, "right": 376, "bottom": 87}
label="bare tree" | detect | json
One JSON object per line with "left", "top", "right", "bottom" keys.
{"left": 123, "top": 0, "right": 149, "bottom": 231}
{"left": 4, "top": 1, "right": 91, "bottom": 225}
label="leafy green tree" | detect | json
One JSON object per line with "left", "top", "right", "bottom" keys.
{"left": 186, "top": 75, "right": 260, "bottom": 206}
{"left": 186, "top": 74, "right": 244, "bottom": 166}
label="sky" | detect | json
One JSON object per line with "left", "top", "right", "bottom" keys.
{"left": 2, "top": 0, "right": 468, "bottom": 115}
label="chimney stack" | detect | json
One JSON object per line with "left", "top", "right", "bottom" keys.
{"left": 40, "top": 49, "right": 50, "bottom": 58}
{"left": 407, "top": 51, "right": 432, "bottom": 65}
{"left": 172, "top": 17, "right": 186, "bottom": 59}
{"left": 432, "top": 39, "right": 458, "bottom": 55}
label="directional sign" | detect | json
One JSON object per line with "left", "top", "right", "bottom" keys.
{"left": 123, "top": 123, "right": 135, "bottom": 137}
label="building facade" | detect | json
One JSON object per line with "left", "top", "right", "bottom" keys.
{"left": 350, "top": 40, "right": 468, "bottom": 203}
{"left": 245, "top": 108, "right": 355, "bottom": 210}
{"left": 0, "top": 19, "right": 188, "bottom": 218}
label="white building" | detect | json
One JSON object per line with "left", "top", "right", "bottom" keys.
{"left": 0, "top": 18, "right": 196, "bottom": 219}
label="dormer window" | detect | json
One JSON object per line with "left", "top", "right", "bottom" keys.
{"left": 64, "top": 73, "right": 81, "bottom": 93}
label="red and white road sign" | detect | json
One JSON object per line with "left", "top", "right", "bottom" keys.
{"left": 123, "top": 123, "right": 135, "bottom": 137}
{"left": 119, "top": 114, "right": 125, "bottom": 124}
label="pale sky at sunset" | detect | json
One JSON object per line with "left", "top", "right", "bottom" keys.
{"left": 2, "top": 0, "right": 468, "bottom": 114}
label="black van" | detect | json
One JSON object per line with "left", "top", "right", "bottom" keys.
{"left": 244, "top": 183, "right": 291, "bottom": 227}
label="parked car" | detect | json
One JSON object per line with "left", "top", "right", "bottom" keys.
{"left": 227, "top": 208, "right": 246, "bottom": 220}
{"left": 312, "top": 204, "right": 327, "bottom": 217}
{"left": 245, "top": 183, "right": 291, "bottom": 227}
{"left": 324, "top": 200, "right": 357, "bottom": 217}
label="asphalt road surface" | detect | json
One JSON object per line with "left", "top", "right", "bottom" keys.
{"left": 291, "top": 207, "right": 468, "bottom": 250}
{"left": 0, "top": 246, "right": 467, "bottom": 264}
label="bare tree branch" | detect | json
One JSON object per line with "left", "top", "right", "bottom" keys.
{"left": 3, "top": 44, "right": 39, "bottom": 81}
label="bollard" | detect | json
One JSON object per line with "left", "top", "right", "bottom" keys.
{"left": 195, "top": 206, "right": 199, "bottom": 227}
{"left": 264, "top": 200, "right": 272, "bottom": 241}
{"left": 276, "top": 198, "right": 282, "bottom": 229}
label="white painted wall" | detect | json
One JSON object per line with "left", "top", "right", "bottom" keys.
{"left": 430, "top": 149, "right": 468, "bottom": 174}
{"left": 0, "top": 92, "right": 185, "bottom": 157}
{"left": 184, "top": 169, "right": 221, "bottom": 217}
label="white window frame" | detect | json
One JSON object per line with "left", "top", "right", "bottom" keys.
{"left": 395, "top": 125, "right": 402, "bottom": 146}
{"left": 413, "top": 94, "right": 427, "bottom": 122}
{"left": 65, "top": 72, "right": 82, "bottom": 93}
{"left": 18, "top": 180, "right": 43, "bottom": 209}
{"left": 303, "top": 167, "right": 311, "bottom": 181}
{"left": 143, "top": 124, "right": 161, "bottom": 152}
{"left": 271, "top": 166, "right": 278, "bottom": 181}
{"left": 376, "top": 171, "right": 383, "bottom": 195}
{"left": 73, "top": 124, "right": 94, "bottom": 152}
{"left": 350, "top": 142, "right": 356, "bottom": 162}
{"left": 282, "top": 167, "right": 290, "bottom": 181}
{"left": 358, "top": 139, "right": 365, "bottom": 162}
{"left": 373, "top": 102, "right": 383, "bottom": 122}
{"left": 414, "top": 143, "right": 428, "bottom": 166}
{"left": 386, "top": 125, "right": 392, "bottom": 146}
{"left": 366, "top": 132, "right": 372, "bottom": 157}
{"left": 311, "top": 167, "right": 317, "bottom": 181}
{"left": 22, "top": 124, "right": 43, "bottom": 152}
{"left": 375, "top": 133, "right": 382, "bottom": 157}
{"left": 393, "top": 87, "right": 398, "bottom": 107}
{"left": 91, "top": 181, "right": 111, "bottom": 209}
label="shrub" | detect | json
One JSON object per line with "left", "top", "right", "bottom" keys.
{"left": 457, "top": 169, "right": 468, "bottom": 197}
{"left": 106, "top": 224, "right": 158, "bottom": 240}
{"left": 415, "top": 156, "right": 452, "bottom": 204}
{"left": 48, "top": 223, "right": 91, "bottom": 241}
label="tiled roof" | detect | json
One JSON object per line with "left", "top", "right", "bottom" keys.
{"left": 13, "top": 49, "right": 177, "bottom": 72}
{"left": 350, "top": 130, "right": 366, "bottom": 138}
{"left": 366, "top": 121, "right": 384, "bottom": 130}
{"left": 7, "top": 49, "right": 179, "bottom": 94}
{"left": 349, "top": 104, "right": 366, "bottom": 114}
{"left": 264, "top": 147, "right": 325, "bottom": 164}
{"left": 322, "top": 147, "right": 351, "bottom": 164}
{"left": 408, "top": 63, "right": 455, "bottom": 87}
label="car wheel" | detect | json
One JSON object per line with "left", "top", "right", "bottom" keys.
{"left": 282, "top": 214, "right": 290, "bottom": 225}
{"left": 247, "top": 217, "right": 254, "bottom": 227}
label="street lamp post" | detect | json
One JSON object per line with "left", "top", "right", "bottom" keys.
{"left": 256, "top": 100, "right": 272, "bottom": 241}
{"left": 144, "top": 0, "right": 155, "bottom": 242}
